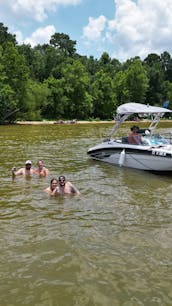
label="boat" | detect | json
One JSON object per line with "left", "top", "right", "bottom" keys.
{"left": 87, "top": 102, "right": 172, "bottom": 171}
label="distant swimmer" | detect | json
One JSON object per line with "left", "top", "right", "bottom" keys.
{"left": 55, "top": 175, "right": 81, "bottom": 196}
{"left": 12, "top": 160, "right": 34, "bottom": 177}
{"left": 44, "top": 178, "right": 58, "bottom": 195}
{"left": 34, "top": 160, "right": 49, "bottom": 177}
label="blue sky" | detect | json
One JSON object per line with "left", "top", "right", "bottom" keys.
{"left": 1, "top": 0, "right": 172, "bottom": 62}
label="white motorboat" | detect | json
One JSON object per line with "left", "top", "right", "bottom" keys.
{"left": 87, "top": 102, "right": 172, "bottom": 171}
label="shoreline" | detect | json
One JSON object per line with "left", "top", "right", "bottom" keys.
{"left": 15, "top": 120, "right": 172, "bottom": 125}
{"left": 16, "top": 120, "right": 115, "bottom": 125}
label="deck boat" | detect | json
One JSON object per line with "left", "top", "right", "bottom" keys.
{"left": 87, "top": 102, "right": 172, "bottom": 171}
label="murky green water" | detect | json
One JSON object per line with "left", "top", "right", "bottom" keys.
{"left": 1, "top": 123, "right": 172, "bottom": 306}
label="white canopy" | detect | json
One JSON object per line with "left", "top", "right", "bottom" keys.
{"left": 117, "top": 103, "right": 172, "bottom": 115}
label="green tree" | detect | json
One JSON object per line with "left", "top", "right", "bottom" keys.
{"left": 162, "top": 81, "right": 172, "bottom": 105}
{"left": 61, "top": 60, "right": 93, "bottom": 119}
{"left": 98, "top": 52, "right": 121, "bottom": 77}
{"left": 36, "top": 44, "right": 63, "bottom": 80}
{"left": 43, "top": 76, "right": 67, "bottom": 119}
{"left": 0, "top": 22, "right": 16, "bottom": 46}
{"left": 43, "top": 61, "right": 93, "bottom": 120}
{"left": 18, "top": 44, "right": 46, "bottom": 82}
{"left": 78, "top": 55, "right": 99, "bottom": 76}
{"left": 114, "top": 70, "right": 130, "bottom": 104}
{"left": 50, "top": 33, "right": 76, "bottom": 56}
{"left": 114, "top": 59, "right": 148, "bottom": 105}
{"left": 0, "top": 46, "right": 17, "bottom": 123}
{"left": 161, "top": 51, "right": 172, "bottom": 82}
{"left": 91, "top": 70, "right": 117, "bottom": 119}
{"left": 22, "top": 80, "right": 49, "bottom": 120}
{"left": 144, "top": 53, "right": 164, "bottom": 105}
{"left": 1, "top": 42, "right": 29, "bottom": 121}
{"left": 125, "top": 59, "right": 149, "bottom": 103}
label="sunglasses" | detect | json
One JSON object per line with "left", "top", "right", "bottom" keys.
{"left": 59, "top": 179, "right": 65, "bottom": 182}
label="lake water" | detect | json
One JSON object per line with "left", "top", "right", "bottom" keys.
{"left": 1, "top": 123, "right": 172, "bottom": 306}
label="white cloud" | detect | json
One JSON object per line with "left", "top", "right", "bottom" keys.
{"left": 114, "top": 0, "right": 172, "bottom": 60}
{"left": 3, "top": 0, "right": 81, "bottom": 22}
{"left": 83, "top": 15, "right": 107, "bottom": 41}
{"left": 83, "top": 0, "right": 172, "bottom": 61}
{"left": 1, "top": 0, "right": 172, "bottom": 61}
{"left": 23, "top": 25, "right": 56, "bottom": 46}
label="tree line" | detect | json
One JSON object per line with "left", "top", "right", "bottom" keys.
{"left": 0, "top": 22, "right": 172, "bottom": 124}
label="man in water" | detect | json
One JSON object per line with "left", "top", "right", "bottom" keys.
{"left": 55, "top": 175, "right": 80, "bottom": 195}
{"left": 34, "top": 160, "right": 49, "bottom": 177}
{"left": 12, "top": 160, "right": 34, "bottom": 177}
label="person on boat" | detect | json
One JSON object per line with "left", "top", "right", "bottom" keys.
{"left": 44, "top": 178, "right": 58, "bottom": 195}
{"left": 12, "top": 160, "right": 35, "bottom": 177}
{"left": 55, "top": 175, "right": 81, "bottom": 196}
{"left": 34, "top": 160, "right": 49, "bottom": 177}
{"left": 128, "top": 125, "right": 143, "bottom": 145}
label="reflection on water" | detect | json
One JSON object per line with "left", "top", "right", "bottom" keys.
{"left": 0, "top": 124, "right": 172, "bottom": 305}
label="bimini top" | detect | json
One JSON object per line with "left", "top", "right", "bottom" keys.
{"left": 117, "top": 102, "right": 172, "bottom": 115}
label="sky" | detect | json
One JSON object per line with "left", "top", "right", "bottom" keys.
{"left": 1, "top": 0, "right": 172, "bottom": 62}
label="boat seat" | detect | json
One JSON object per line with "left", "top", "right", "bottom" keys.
{"left": 122, "top": 136, "right": 129, "bottom": 143}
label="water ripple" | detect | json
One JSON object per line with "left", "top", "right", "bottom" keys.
{"left": 1, "top": 124, "right": 172, "bottom": 305}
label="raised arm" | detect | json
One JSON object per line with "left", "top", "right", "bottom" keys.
{"left": 12, "top": 167, "right": 24, "bottom": 176}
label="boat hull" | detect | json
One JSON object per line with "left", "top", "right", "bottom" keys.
{"left": 87, "top": 142, "right": 172, "bottom": 171}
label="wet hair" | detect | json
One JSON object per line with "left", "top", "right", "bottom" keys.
{"left": 50, "top": 178, "right": 58, "bottom": 184}
{"left": 50, "top": 178, "right": 58, "bottom": 191}
{"left": 37, "top": 159, "right": 43, "bottom": 164}
{"left": 58, "top": 175, "right": 66, "bottom": 181}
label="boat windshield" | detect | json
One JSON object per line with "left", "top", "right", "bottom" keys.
{"left": 142, "top": 134, "right": 169, "bottom": 146}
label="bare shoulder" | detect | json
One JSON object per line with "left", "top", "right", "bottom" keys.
{"left": 45, "top": 168, "right": 50, "bottom": 175}
{"left": 44, "top": 187, "right": 50, "bottom": 193}
{"left": 68, "top": 181, "right": 80, "bottom": 195}
{"left": 44, "top": 186, "right": 59, "bottom": 196}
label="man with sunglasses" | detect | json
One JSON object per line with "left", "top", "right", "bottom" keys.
{"left": 55, "top": 175, "right": 80, "bottom": 195}
{"left": 12, "top": 160, "right": 35, "bottom": 177}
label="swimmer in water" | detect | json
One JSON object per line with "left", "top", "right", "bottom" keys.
{"left": 12, "top": 160, "right": 34, "bottom": 177}
{"left": 34, "top": 160, "right": 49, "bottom": 177}
{"left": 55, "top": 175, "right": 81, "bottom": 196}
{"left": 44, "top": 178, "right": 58, "bottom": 195}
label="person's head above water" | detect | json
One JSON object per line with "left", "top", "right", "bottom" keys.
{"left": 25, "top": 160, "right": 32, "bottom": 165}
{"left": 25, "top": 160, "right": 32, "bottom": 169}
{"left": 58, "top": 175, "right": 66, "bottom": 186}
{"left": 50, "top": 178, "right": 58, "bottom": 190}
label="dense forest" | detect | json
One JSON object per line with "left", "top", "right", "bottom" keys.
{"left": 0, "top": 22, "right": 172, "bottom": 124}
